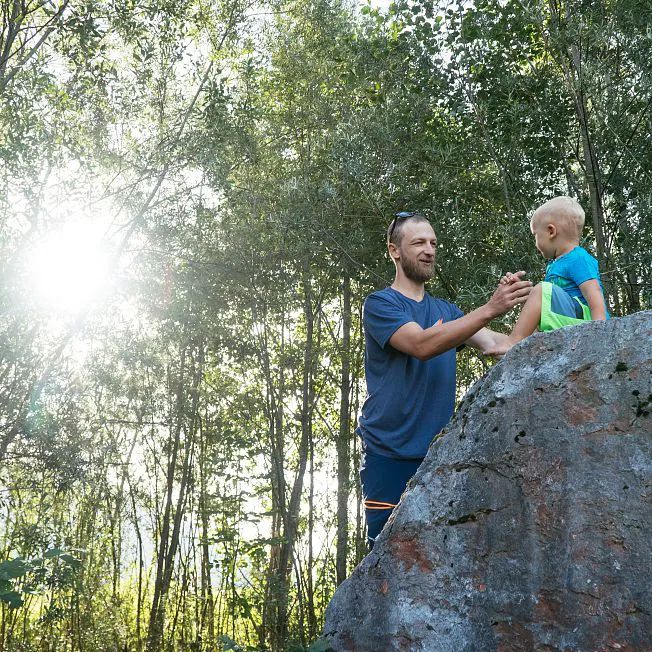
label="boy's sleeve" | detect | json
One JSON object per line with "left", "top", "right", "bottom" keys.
{"left": 364, "top": 294, "right": 413, "bottom": 349}
{"left": 567, "top": 249, "right": 600, "bottom": 287}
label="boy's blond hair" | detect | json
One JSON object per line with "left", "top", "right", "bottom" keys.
{"left": 532, "top": 196, "right": 585, "bottom": 239}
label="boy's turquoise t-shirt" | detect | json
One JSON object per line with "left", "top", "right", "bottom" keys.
{"left": 544, "top": 246, "right": 606, "bottom": 308}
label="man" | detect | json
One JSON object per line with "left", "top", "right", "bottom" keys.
{"left": 358, "top": 211, "right": 532, "bottom": 547}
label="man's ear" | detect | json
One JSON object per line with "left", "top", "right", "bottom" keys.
{"left": 388, "top": 242, "right": 400, "bottom": 262}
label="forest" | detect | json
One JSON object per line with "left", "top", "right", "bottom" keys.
{"left": 0, "top": 0, "right": 650, "bottom": 649}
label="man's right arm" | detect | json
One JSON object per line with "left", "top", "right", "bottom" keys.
{"left": 389, "top": 274, "right": 531, "bottom": 360}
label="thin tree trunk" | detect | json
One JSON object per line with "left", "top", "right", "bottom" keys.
{"left": 545, "top": 1, "right": 612, "bottom": 307}
{"left": 147, "top": 343, "right": 203, "bottom": 651}
{"left": 129, "top": 479, "right": 144, "bottom": 652}
{"left": 198, "top": 418, "right": 215, "bottom": 646}
{"left": 269, "top": 278, "right": 316, "bottom": 651}
{"left": 260, "top": 306, "right": 287, "bottom": 649}
{"left": 354, "top": 303, "right": 366, "bottom": 564}
{"left": 147, "top": 350, "right": 187, "bottom": 649}
{"left": 570, "top": 43, "right": 608, "bottom": 261}
{"left": 336, "top": 274, "right": 352, "bottom": 586}
{"left": 306, "top": 432, "right": 317, "bottom": 640}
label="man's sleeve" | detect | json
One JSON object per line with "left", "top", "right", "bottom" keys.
{"left": 567, "top": 250, "right": 599, "bottom": 286}
{"left": 450, "top": 303, "right": 464, "bottom": 321}
{"left": 449, "top": 303, "right": 466, "bottom": 351}
{"left": 363, "top": 294, "right": 413, "bottom": 349}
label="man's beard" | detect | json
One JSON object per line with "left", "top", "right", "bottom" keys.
{"left": 401, "top": 254, "right": 435, "bottom": 283}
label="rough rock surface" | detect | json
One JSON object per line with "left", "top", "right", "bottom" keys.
{"left": 323, "top": 311, "right": 652, "bottom": 651}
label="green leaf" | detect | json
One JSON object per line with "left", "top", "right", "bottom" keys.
{"left": 43, "top": 548, "right": 64, "bottom": 559}
{"left": 217, "top": 635, "right": 241, "bottom": 651}
{"left": 0, "top": 591, "right": 24, "bottom": 609}
{"left": 0, "top": 558, "right": 28, "bottom": 579}
{"left": 59, "top": 554, "right": 82, "bottom": 569}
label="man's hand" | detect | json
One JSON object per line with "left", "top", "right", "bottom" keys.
{"left": 486, "top": 271, "right": 532, "bottom": 318}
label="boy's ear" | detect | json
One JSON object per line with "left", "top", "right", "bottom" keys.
{"left": 547, "top": 223, "right": 557, "bottom": 238}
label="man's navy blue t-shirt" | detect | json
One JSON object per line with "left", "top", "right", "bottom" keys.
{"left": 359, "top": 287, "right": 463, "bottom": 460}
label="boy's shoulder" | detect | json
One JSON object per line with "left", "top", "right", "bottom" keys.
{"left": 552, "top": 246, "right": 598, "bottom": 269}
{"left": 567, "top": 246, "right": 600, "bottom": 273}
{"left": 570, "top": 245, "right": 597, "bottom": 262}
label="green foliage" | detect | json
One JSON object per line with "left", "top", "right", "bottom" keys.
{"left": 217, "top": 634, "right": 268, "bottom": 651}
{"left": 0, "top": 550, "right": 83, "bottom": 609}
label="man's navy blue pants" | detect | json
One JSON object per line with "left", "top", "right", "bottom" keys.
{"left": 360, "top": 448, "right": 423, "bottom": 548}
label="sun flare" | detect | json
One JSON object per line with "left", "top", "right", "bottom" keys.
{"left": 26, "top": 221, "right": 112, "bottom": 314}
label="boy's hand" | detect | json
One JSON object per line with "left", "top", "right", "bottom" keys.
{"left": 486, "top": 271, "right": 531, "bottom": 317}
{"left": 500, "top": 270, "right": 525, "bottom": 285}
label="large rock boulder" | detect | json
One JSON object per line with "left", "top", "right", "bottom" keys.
{"left": 323, "top": 311, "right": 652, "bottom": 651}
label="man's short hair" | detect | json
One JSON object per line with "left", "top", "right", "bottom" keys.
{"left": 532, "top": 196, "right": 585, "bottom": 237}
{"left": 387, "top": 212, "right": 430, "bottom": 246}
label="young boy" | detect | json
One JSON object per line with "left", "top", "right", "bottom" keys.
{"left": 489, "top": 196, "right": 608, "bottom": 356}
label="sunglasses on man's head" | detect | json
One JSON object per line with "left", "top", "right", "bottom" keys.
{"left": 388, "top": 211, "right": 417, "bottom": 242}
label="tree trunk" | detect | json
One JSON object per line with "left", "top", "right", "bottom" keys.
{"left": 198, "top": 418, "right": 216, "bottom": 646}
{"left": 306, "top": 432, "right": 317, "bottom": 640}
{"left": 129, "top": 479, "right": 144, "bottom": 652}
{"left": 147, "top": 343, "right": 203, "bottom": 651}
{"left": 336, "top": 274, "right": 352, "bottom": 586}
{"left": 260, "top": 304, "right": 287, "bottom": 649}
{"left": 546, "top": 1, "right": 612, "bottom": 307}
{"left": 269, "top": 277, "right": 316, "bottom": 651}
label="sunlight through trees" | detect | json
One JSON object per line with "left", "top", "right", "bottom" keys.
{"left": 1, "top": 0, "right": 650, "bottom": 650}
